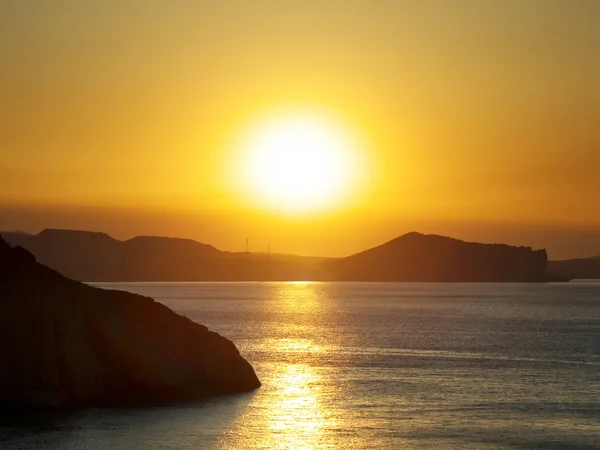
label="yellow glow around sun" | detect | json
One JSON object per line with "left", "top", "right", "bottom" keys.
{"left": 235, "top": 112, "right": 361, "bottom": 213}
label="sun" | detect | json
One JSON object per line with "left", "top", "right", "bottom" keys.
{"left": 236, "top": 113, "right": 359, "bottom": 213}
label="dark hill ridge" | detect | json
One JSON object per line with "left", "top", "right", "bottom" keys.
{"left": 125, "top": 235, "right": 219, "bottom": 255}
{"left": 0, "top": 236, "right": 260, "bottom": 410}
{"left": 548, "top": 256, "right": 600, "bottom": 280}
{"left": 328, "top": 232, "right": 562, "bottom": 282}
{"left": 0, "top": 229, "right": 330, "bottom": 281}
{"left": 2, "top": 229, "right": 224, "bottom": 281}
{"left": 1, "top": 229, "right": 566, "bottom": 282}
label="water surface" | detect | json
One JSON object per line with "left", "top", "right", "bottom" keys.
{"left": 2, "top": 282, "right": 600, "bottom": 449}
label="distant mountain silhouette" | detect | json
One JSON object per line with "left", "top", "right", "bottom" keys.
{"left": 0, "top": 236, "right": 260, "bottom": 410}
{"left": 1, "top": 229, "right": 565, "bottom": 282}
{"left": 0, "top": 229, "right": 329, "bottom": 281}
{"left": 328, "top": 232, "right": 564, "bottom": 282}
{"left": 548, "top": 256, "right": 600, "bottom": 280}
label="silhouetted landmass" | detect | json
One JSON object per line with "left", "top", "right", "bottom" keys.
{"left": 548, "top": 256, "right": 600, "bottom": 280}
{"left": 1, "top": 229, "right": 566, "bottom": 282}
{"left": 328, "top": 232, "right": 564, "bottom": 282}
{"left": 0, "top": 236, "right": 260, "bottom": 410}
{"left": 1, "top": 229, "right": 329, "bottom": 281}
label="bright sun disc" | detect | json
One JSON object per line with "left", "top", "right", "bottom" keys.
{"left": 237, "top": 114, "right": 358, "bottom": 212}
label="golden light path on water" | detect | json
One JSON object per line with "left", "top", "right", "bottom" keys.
{"left": 217, "top": 282, "right": 336, "bottom": 450}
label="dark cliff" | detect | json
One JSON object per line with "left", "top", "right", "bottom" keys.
{"left": 0, "top": 237, "right": 260, "bottom": 410}
{"left": 329, "top": 232, "right": 564, "bottom": 282}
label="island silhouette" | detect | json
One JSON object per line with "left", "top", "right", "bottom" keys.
{"left": 1, "top": 228, "right": 568, "bottom": 282}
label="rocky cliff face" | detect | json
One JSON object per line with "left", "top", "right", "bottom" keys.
{"left": 329, "top": 232, "right": 564, "bottom": 282}
{"left": 0, "top": 237, "right": 260, "bottom": 410}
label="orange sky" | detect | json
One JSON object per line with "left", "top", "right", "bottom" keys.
{"left": 1, "top": 1, "right": 599, "bottom": 259}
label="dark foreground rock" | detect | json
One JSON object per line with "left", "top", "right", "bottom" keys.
{"left": 0, "top": 237, "right": 260, "bottom": 410}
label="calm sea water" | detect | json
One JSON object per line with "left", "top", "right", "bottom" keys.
{"left": 2, "top": 282, "right": 600, "bottom": 449}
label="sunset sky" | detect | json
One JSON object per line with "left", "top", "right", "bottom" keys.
{"left": 1, "top": 1, "right": 599, "bottom": 259}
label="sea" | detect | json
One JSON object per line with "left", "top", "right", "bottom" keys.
{"left": 2, "top": 281, "right": 600, "bottom": 449}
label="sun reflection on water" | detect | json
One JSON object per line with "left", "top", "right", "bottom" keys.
{"left": 218, "top": 360, "right": 334, "bottom": 449}
{"left": 217, "top": 282, "right": 337, "bottom": 449}
{"left": 263, "top": 362, "right": 330, "bottom": 449}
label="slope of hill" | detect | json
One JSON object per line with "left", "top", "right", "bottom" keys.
{"left": 1, "top": 229, "right": 565, "bottom": 282}
{"left": 328, "top": 232, "right": 563, "bottom": 282}
{"left": 0, "top": 236, "right": 260, "bottom": 410}
{"left": 548, "top": 256, "right": 600, "bottom": 280}
{"left": 0, "top": 229, "right": 329, "bottom": 281}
